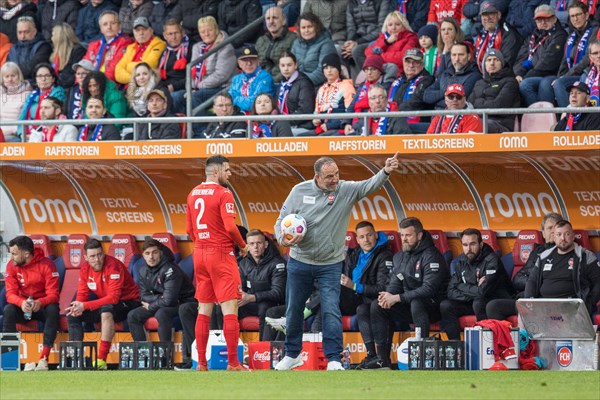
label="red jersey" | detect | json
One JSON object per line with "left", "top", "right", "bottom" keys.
{"left": 428, "top": 0, "right": 466, "bottom": 24}
{"left": 76, "top": 255, "right": 140, "bottom": 311}
{"left": 426, "top": 114, "right": 483, "bottom": 134}
{"left": 186, "top": 181, "right": 246, "bottom": 252}
{"left": 4, "top": 248, "right": 59, "bottom": 307}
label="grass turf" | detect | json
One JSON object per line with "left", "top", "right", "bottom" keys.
{"left": 0, "top": 370, "right": 598, "bottom": 400}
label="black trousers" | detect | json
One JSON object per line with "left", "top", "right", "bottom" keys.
{"left": 3, "top": 303, "right": 59, "bottom": 348}
{"left": 67, "top": 300, "right": 140, "bottom": 341}
{"left": 127, "top": 305, "right": 180, "bottom": 342}
{"left": 440, "top": 298, "right": 487, "bottom": 340}
{"left": 486, "top": 298, "right": 517, "bottom": 321}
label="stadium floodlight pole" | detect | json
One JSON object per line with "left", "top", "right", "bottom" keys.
{"left": 185, "top": 7, "right": 293, "bottom": 138}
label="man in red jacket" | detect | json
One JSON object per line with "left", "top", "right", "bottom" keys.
{"left": 427, "top": 83, "right": 483, "bottom": 134}
{"left": 66, "top": 239, "right": 140, "bottom": 370}
{"left": 3, "top": 236, "right": 59, "bottom": 371}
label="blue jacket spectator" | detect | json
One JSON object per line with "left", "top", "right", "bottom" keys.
{"left": 229, "top": 44, "right": 274, "bottom": 113}
{"left": 76, "top": 0, "right": 119, "bottom": 43}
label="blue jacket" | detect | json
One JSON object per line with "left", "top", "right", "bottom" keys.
{"left": 229, "top": 67, "right": 274, "bottom": 112}
{"left": 17, "top": 86, "right": 66, "bottom": 137}
{"left": 291, "top": 31, "right": 337, "bottom": 86}
{"left": 76, "top": 1, "right": 119, "bottom": 43}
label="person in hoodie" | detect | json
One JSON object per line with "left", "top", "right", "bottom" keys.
{"left": 515, "top": 4, "right": 568, "bottom": 106}
{"left": 486, "top": 212, "right": 563, "bottom": 321}
{"left": 7, "top": 16, "right": 52, "bottom": 81}
{"left": 75, "top": 0, "right": 119, "bottom": 44}
{"left": 136, "top": 88, "right": 181, "bottom": 139}
{"left": 423, "top": 41, "right": 482, "bottom": 109}
{"left": 236, "top": 229, "right": 287, "bottom": 341}
{"left": 469, "top": 48, "right": 520, "bottom": 132}
{"left": 367, "top": 217, "right": 449, "bottom": 369}
{"left": 3, "top": 235, "right": 59, "bottom": 372}
{"left": 127, "top": 238, "right": 196, "bottom": 343}
{"left": 200, "top": 92, "right": 247, "bottom": 139}
{"left": 339, "top": 221, "right": 393, "bottom": 370}
{"left": 39, "top": 0, "right": 80, "bottom": 41}
{"left": 440, "top": 228, "right": 515, "bottom": 341}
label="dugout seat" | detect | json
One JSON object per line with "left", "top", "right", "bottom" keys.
{"left": 383, "top": 230, "right": 402, "bottom": 254}
{"left": 520, "top": 102, "right": 557, "bottom": 132}
{"left": 505, "top": 230, "right": 544, "bottom": 279}
{"left": 152, "top": 233, "right": 181, "bottom": 263}
{"left": 480, "top": 230, "right": 501, "bottom": 256}
{"left": 29, "top": 234, "right": 55, "bottom": 259}
{"left": 61, "top": 234, "right": 90, "bottom": 269}
{"left": 429, "top": 230, "right": 452, "bottom": 265}
{"left": 58, "top": 268, "right": 80, "bottom": 331}
{"left": 240, "top": 316, "right": 260, "bottom": 331}
{"left": 573, "top": 229, "right": 592, "bottom": 250}
{"left": 108, "top": 234, "right": 141, "bottom": 275}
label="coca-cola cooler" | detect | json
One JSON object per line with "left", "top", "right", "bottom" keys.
{"left": 247, "top": 342, "right": 271, "bottom": 370}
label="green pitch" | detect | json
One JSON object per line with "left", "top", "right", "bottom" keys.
{"left": 1, "top": 370, "right": 599, "bottom": 399}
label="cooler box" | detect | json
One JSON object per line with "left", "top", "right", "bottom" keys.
{"left": 191, "top": 331, "right": 244, "bottom": 370}
{"left": 262, "top": 341, "right": 326, "bottom": 370}
{"left": 247, "top": 341, "right": 271, "bottom": 370}
{"left": 517, "top": 298, "right": 599, "bottom": 371}
{"left": 464, "top": 327, "right": 519, "bottom": 370}
{"left": 0, "top": 333, "right": 20, "bottom": 371}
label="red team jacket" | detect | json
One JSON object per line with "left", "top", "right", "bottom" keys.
{"left": 75, "top": 255, "right": 139, "bottom": 311}
{"left": 4, "top": 248, "right": 59, "bottom": 307}
{"left": 83, "top": 34, "right": 133, "bottom": 82}
{"left": 186, "top": 182, "right": 246, "bottom": 252}
{"left": 426, "top": 114, "right": 483, "bottom": 134}
{"left": 428, "top": 0, "right": 466, "bottom": 24}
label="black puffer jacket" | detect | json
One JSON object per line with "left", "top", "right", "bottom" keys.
{"left": 346, "top": 0, "right": 389, "bottom": 44}
{"left": 469, "top": 66, "right": 520, "bottom": 131}
{"left": 7, "top": 34, "right": 52, "bottom": 81}
{"left": 57, "top": 44, "right": 86, "bottom": 88}
{"left": 39, "top": 0, "right": 81, "bottom": 41}
{"left": 448, "top": 243, "right": 514, "bottom": 302}
{"left": 167, "top": 0, "right": 218, "bottom": 43}
{"left": 512, "top": 241, "right": 552, "bottom": 297}
{"left": 387, "top": 230, "right": 450, "bottom": 304}
{"left": 0, "top": 1, "right": 38, "bottom": 44}
{"left": 279, "top": 71, "right": 315, "bottom": 129}
{"left": 238, "top": 238, "right": 286, "bottom": 304}
{"left": 202, "top": 108, "right": 247, "bottom": 138}
{"left": 217, "top": 0, "right": 263, "bottom": 49}
{"left": 558, "top": 20, "right": 598, "bottom": 76}
{"left": 138, "top": 245, "right": 196, "bottom": 312}
{"left": 513, "top": 24, "right": 568, "bottom": 78}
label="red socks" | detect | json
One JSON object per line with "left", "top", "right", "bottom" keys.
{"left": 195, "top": 314, "right": 211, "bottom": 365}
{"left": 223, "top": 314, "right": 240, "bottom": 366}
{"left": 98, "top": 340, "right": 111, "bottom": 361}
{"left": 40, "top": 345, "right": 51, "bottom": 361}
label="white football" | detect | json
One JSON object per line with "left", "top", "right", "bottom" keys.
{"left": 280, "top": 214, "right": 307, "bottom": 241}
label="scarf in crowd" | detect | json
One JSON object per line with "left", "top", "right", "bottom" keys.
{"left": 78, "top": 124, "right": 103, "bottom": 141}
{"left": 423, "top": 47, "right": 438, "bottom": 75}
{"left": 361, "top": 103, "right": 392, "bottom": 136}
{"left": 24, "top": 86, "right": 53, "bottom": 134}
{"left": 585, "top": 64, "right": 599, "bottom": 105}
{"left": 0, "top": 3, "right": 25, "bottom": 20}
{"left": 191, "top": 41, "right": 214, "bottom": 88}
{"left": 388, "top": 74, "right": 423, "bottom": 123}
{"left": 475, "top": 27, "right": 502, "bottom": 70}
{"left": 396, "top": 0, "right": 408, "bottom": 14}
{"left": 555, "top": 0, "right": 568, "bottom": 11}
{"left": 241, "top": 69, "right": 260, "bottom": 97}
{"left": 252, "top": 121, "right": 274, "bottom": 138}
{"left": 52, "top": 54, "right": 61, "bottom": 75}
{"left": 132, "top": 36, "right": 154, "bottom": 62}
{"left": 527, "top": 28, "right": 554, "bottom": 62}
{"left": 564, "top": 113, "right": 581, "bottom": 131}
{"left": 278, "top": 71, "right": 298, "bottom": 114}
{"left": 70, "top": 86, "right": 83, "bottom": 119}
{"left": 433, "top": 114, "right": 464, "bottom": 134}
{"left": 94, "top": 32, "right": 123, "bottom": 70}
{"left": 316, "top": 79, "right": 341, "bottom": 114}
{"left": 158, "top": 35, "right": 189, "bottom": 80}
{"left": 565, "top": 26, "right": 594, "bottom": 70}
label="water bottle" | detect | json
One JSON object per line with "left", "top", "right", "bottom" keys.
{"left": 121, "top": 346, "right": 130, "bottom": 369}
{"left": 23, "top": 296, "right": 33, "bottom": 320}
{"left": 415, "top": 327, "right": 422, "bottom": 341}
{"left": 341, "top": 345, "right": 351, "bottom": 370}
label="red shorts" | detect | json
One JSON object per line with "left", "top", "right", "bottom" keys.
{"left": 193, "top": 248, "right": 241, "bottom": 304}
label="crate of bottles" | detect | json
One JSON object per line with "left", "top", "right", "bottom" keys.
{"left": 119, "top": 341, "right": 174, "bottom": 370}
{"left": 59, "top": 341, "right": 97, "bottom": 370}
{"left": 408, "top": 340, "right": 464, "bottom": 370}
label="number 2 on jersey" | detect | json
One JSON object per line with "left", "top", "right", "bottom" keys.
{"left": 194, "top": 198, "right": 208, "bottom": 230}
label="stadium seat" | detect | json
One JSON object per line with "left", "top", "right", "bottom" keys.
{"left": 239, "top": 316, "right": 260, "bottom": 331}
{"left": 480, "top": 230, "right": 501, "bottom": 256}
{"left": 520, "top": 102, "right": 557, "bottom": 132}
{"left": 178, "top": 254, "right": 194, "bottom": 281}
{"left": 61, "top": 234, "right": 90, "bottom": 269}
{"left": 429, "top": 230, "right": 452, "bottom": 265}
{"left": 345, "top": 231, "right": 358, "bottom": 250}
{"left": 58, "top": 269, "right": 80, "bottom": 331}
{"left": 151, "top": 233, "right": 181, "bottom": 263}
{"left": 459, "top": 315, "right": 477, "bottom": 330}
{"left": 29, "top": 234, "right": 55, "bottom": 259}
{"left": 573, "top": 229, "right": 592, "bottom": 250}
{"left": 108, "top": 234, "right": 141, "bottom": 275}
{"left": 509, "top": 230, "right": 544, "bottom": 279}
{"left": 383, "top": 230, "right": 401, "bottom": 254}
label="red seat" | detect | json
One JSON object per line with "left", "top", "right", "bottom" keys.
{"left": 429, "top": 230, "right": 452, "bottom": 264}
{"left": 16, "top": 321, "right": 41, "bottom": 332}
{"left": 345, "top": 231, "right": 358, "bottom": 250}
{"left": 29, "top": 234, "right": 54, "bottom": 258}
{"left": 58, "top": 269, "right": 80, "bottom": 331}
{"left": 63, "top": 234, "right": 90, "bottom": 269}
{"left": 512, "top": 230, "right": 544, "bottom": 270}
{"left": 108, "top": 234, "right": 139, "bottom": 265}
{"left": 480, "top": 230, "right": 501, "bottom": 255}
{"left": 573, "top": 230, "right": 592, "bottom": 250}
{"left": 152, "top": 232, "right": 181, "bottom": 263}
{"left": 383, "top": 230, "right": 401, "bottom": 254}
{"left": 144, "top": 317, "right": 159, "bottom": 331}
{"left": 458, "top": 315, "right": 477, "bottom": 329}
{"left": 239, "top": 316, "right": 259, "bottom": 331}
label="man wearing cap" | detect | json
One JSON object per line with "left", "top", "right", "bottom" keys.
{"left": 229, "top": 44, "right": 275, "bottom": 113}
{"left": 256, "top": 6, "right": 296, "bottom": 83}
{"left": 136, "top": 88, "right": 182, "bottom": 139}
{"left": 115, "top": 16, "right": 166, "bottom": 85}
{"left": 469, "top": 48, "right": 520, "bottom": 132}
{"left": 66, "top": 59, "right": 94, "bottom": 119}
{"left": 554, "top": 81, "right": 600, "bottom": 130}
{"left": 28, "top": 97, "right": 78, "bottom": 142}
{"left": 515, "top": 4, "right": 567, "bottom": 106}
{"left": 474, "top": 1, "right": 522, "bottom": 72}
{"left": 345, "top": 84, "right": 411, "bottom": 135}
{"left": 350, "top": 54, "right": 396, "bottom": 114}
{"left": 423, "top": 42, "right": 482, "bottom": 109}
{"left": 389, "top": 48, "right": 435, "bottom": 133}
{"left": 427, "top": 83, "right": 483, "bottom": 133}
{"left": 83, "top": 10, "right": 133, "bottom": 83}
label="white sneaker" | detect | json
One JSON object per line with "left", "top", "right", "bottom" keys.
{"left": 274, "top": 355, "right": 303, "bottom": 371}
{"left": 35, "top": 359, "right": 49, "bottom": 371}
{"left": 327, "top": 361, "right": 345, "bottom": 371}
{"left": 23, "top": 362, "right": 37, "bottom": 371}
{"left": 265, "top": 317, "right": 287, "bottom": 334}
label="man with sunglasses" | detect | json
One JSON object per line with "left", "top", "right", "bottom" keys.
{"left": 427, "top": 83, "right": 483, "bottom": 133}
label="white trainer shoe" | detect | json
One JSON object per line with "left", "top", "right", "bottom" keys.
{"left": 327, "top": 361, "right": 345, "bottom": 371}
{"left": 23, "top": 362, "right": 37, "bottom": 371}
{"left": 265, "top": 317, "right": 287, "bottom": 334}
{"left": 35, "top": 359, "right": 49, "bottom": 371}
{"left": 274, "top": 355, "right": 303, "bottom": 371}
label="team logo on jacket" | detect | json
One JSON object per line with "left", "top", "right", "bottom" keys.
{"left": 226, "top": 203, "right": 235, "bottom": 213}
{"left": 556, "top": 341, "right": 573, "bottom": 367}
{"left": 519, "top": 245, "right": 532, "bottom": 263}
{"left": 568, "top": 258, "right": 574, "bottom": 270}
{"left": 114, "top": 248, "right": 125, "bottom": 263}
{"left": 71, "top": 248, "right": 81, "bottom": 268}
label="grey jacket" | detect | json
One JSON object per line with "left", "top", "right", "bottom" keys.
{"left": 190, "top": 31, "right": 237, "bottom": 90}
{"left": 275, "top": 168, "right": 389, "bottom": 265}
{"left": 303, "top": 0, "right": 349, "bottom": 44}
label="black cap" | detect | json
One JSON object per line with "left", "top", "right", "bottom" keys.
{"left": 566, "top": 81, "right": 590, "bottom": 95}
{"left": 236, "top": 44, "right": 258, "bottom": 59}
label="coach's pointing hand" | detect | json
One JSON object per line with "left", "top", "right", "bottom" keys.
{"left": 384, "top": 152, "right": 400, "bottom": 174}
